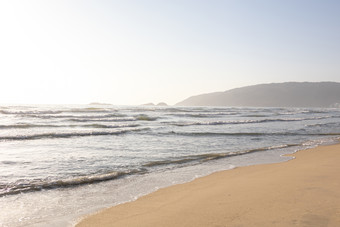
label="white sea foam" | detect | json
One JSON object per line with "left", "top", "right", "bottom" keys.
{"left": 0, "top": 105, "right": 340, "bottom": 226}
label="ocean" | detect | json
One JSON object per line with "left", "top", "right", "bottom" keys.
{"left": 0, "top": 104, "right": 340, "bottom": 226}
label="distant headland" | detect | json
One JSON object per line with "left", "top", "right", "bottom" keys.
{"left": 176, "top": 82, "right": 340, "bottom": 108}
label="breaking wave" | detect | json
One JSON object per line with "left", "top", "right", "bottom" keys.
{"left": 0, "top": 123, "right": 140, "bottom": 129}
{"left": 166, "top": 131, "right": 340, "bottom": 137}
{"left": 135, "top": 114, "right": 158, "bottom": 121}
{"left": 169, "top": 117, "right": 331, "bottom": 126}
{"left": 0, "top": 169, "right": 145, "bottom": 197}
{"left": 142, "top": 144, "right": 300, "bottom": 168}
{"left": 25, "top": 113, "right": 127, "bottom": 119}
{"left": 0, "top": 128, "right": 148, "bottom": 141}
{"left": 0, "top": 110, "right": 63, "bottom": 115}
{"left": 69, "top": 117, "right": 136, "bottom": 122}
{"left": 0, "top": 142, "right": 300, "bottom": 197}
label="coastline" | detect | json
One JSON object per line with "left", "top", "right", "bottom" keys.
{"left": 76, "top": 142, "right": 340, "bottom": 227}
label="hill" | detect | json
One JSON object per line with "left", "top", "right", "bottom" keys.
{"left": 176, "top": 82, "right": 340, "bottom": 108}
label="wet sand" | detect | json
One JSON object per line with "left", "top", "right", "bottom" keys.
{"left": 77, "top": 143, "right": 340, "bottom": 227}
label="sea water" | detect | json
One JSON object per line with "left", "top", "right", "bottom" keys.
{"left": 0, "top": 105, "right": 339, "bottom": 226}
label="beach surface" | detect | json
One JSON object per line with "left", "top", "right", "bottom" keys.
{"left": 77, "top": 143, "right": 340, "bottom": 227}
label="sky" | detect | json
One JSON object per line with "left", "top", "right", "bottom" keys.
{"left": 0, "top": 0, "right": 339, "bottom": 105}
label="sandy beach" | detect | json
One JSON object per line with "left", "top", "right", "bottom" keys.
{"left": 77, "top": 143, "right": 340, "bottom": 227}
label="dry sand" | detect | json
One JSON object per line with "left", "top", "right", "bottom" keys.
{"left": 77, "top": 143, "right": 340, "bottom": 227}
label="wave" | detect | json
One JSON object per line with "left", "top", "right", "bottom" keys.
{"left": 274, "top": 110, "right": 315, "bottom": 115}
{"left": 0, "top": 108, "right": 120, "bottom": 116}
{"left": 24, "top": 114, "right": 158, "bottom": 122}
{"left": 69, "top": 117, "right": 136, "bottom": 122}
{"left": 306, "top": 121, "right": 340, "bottom": 128}
{"left": 142, "top": 144, "right": 300, "bottom": 168}
{"left": 169, "top": 119, "right": 289, "bottom": 126}
{"left": 130, "top": 107, "right": 228, "bottom": 113}
{"left": 168, "top": 113, "right": 229, "bottom": 118}
{"left": 1, "top": 160, "right": 32, "bottom": 165}
{"left": 241, "top": 114, "right": 269, "bottom": 118}
{"left": 0, "top": 169, "right": 145, "bottom": 197}
{"left": 0, "top": 128, "right": 148, "bottom": 141}
{"left": 2, "top": 144, "right": 295, "bottom": 196}
{"left": 169, "top": 117, "right": 331, "bottom": 127}
{"left": 68, "top": 115, "right": 157, "bottom": 122}
{"left": 0, "top": 123, "right": 140, "bottom": 130}
{"left": 0, "top": 123, "right": 60, "bottom": 129}
{"left": 25, "top": 113, "right": 127, "bottom": 119}
{"left": 0, "top": 110, "right": 63, "bottom": 115}
{"left": 82, "top": 123, "right": 140, "bottom": 129}
{"left": 167, "top": 131, "right": 340, "bottom": 137}
{"left": 302, "top": 109, "right": 329, "bottom": 114}
{"left": 135, "top": 114, "right": 158, "bottom": 121}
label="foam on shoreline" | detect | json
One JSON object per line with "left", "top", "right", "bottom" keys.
{"left": 76, "top": 141, "right": 340, "bottom": 227}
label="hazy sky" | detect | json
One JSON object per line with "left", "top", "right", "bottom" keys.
{"left": 1, "top": 0, "right": 339, "bottom": 105}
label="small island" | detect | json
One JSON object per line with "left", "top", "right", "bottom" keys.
{"left": 89, "top": 102, "right": 112, "bottom": 106}
{"left": 142, "top": 102, "right": 168, "bottom": 106}
{"left": 156, "top": 102, "right": 168, "bottom": 106}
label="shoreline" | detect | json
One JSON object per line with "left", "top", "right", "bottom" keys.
{"left": 76, "top": 142, "right": 340, "bottom": 227}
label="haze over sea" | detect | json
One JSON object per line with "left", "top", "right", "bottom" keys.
{"left": 1, "top": 104, "right": 340, "bottom": 226}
